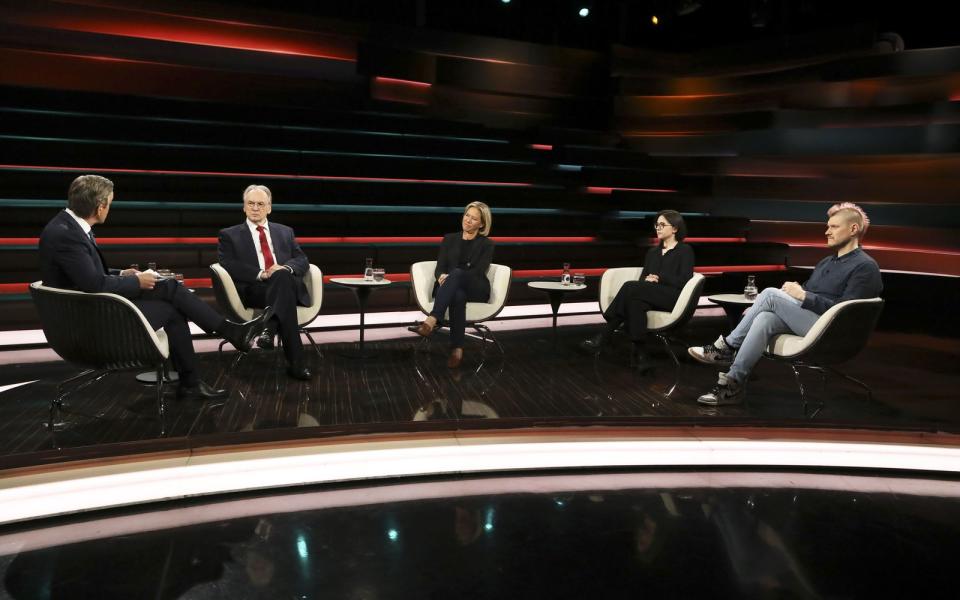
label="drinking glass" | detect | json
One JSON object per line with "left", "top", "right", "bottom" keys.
{"left": 572, "top": 273, "right": 586, "bottom": 286}
{"left": 364, "top": 257, "right": 374, "bottom": 281}
{"left": 373, "top": 268, "right": 385, "bottom": 282}
{"left": 147, "top": 262, "right": 157, "bottom": 272}
{"left": 129, "top": 263, "right": 140, "bottom": 272}
{"left": 744, "top": 275, "right": 758, "bottom": 300}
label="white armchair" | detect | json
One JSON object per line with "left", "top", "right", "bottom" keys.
{"left": 209, "top": 263, "right": 324, "bottom": 354}
{"left": 764, "top": 297, "right": 884, "bottom": 417}
{"left": 410, "top": 260, "right": 512, "bottom": 352}
{"left": 598, "top": 268, "right": 706, "bottom": 393}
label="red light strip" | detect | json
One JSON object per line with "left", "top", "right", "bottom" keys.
{"left": 585, "top": 186, "right": 676, "bottom": 194}
{"left": 0, "top": 165, "right": 532, "bottom": 188}
{"left": 373, "top": 77, "right": 431, "bottom": 88}
{"left": 529, "top": 144, "right": 553, "bottom": 151}
{"left": 649, "top": 237, "right": 747, "bottom": 243}
{"left": 0, "top": 236, "right": 599, "bottom": 246}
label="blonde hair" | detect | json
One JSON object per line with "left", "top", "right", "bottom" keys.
{"left": 465, "top": 201, "right": 492, "bottom": 236}
{"left": 243, "top": 184, "right": 272, "bottom": 204}
{"left": 828, "top": 202, "right": 870, "bottom": 239}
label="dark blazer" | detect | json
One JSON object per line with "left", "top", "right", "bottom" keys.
{"left": 434, "top": 232, "right": 494, "bottom": 294}
{"left": 218, "top": 221, "right": 310, "bottom": 305}
{"left": 39, "top": 210, "right": 140, "bottom": 297}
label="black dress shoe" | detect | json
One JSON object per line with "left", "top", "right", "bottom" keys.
{"left": 287, "top": 364, "right": 312, "bottom": 380}
{"left": 176, "top": 380, "right": 229, "bottom": 401}
{"left": 256, "top": 330, "right": 275, "bottom": 350}
{"left": 219, "top": 306, "right": 273, "bottom": 352}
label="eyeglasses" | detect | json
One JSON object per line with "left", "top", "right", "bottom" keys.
{"left": 654, "top": 222, "right": 671, "bottom": 229}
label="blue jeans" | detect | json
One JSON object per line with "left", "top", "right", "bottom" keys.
{"left": 725, "top": 287, "right": 819, "bottom": 384}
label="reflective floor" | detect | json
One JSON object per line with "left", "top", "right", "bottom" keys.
{"left": 2, "top": 470, "right": 959, "bottom": 598}
{"left": 0, "top": 316, "right": 958, "bottom": 462}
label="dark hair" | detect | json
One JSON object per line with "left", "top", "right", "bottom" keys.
{"left": 655, "top": 209, "right": 686, "bottom": 241}
{"left": 67, "top": 175, "right": 114, "bottom": 218}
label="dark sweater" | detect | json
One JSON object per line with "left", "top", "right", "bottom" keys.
{"left": 642, "top": 242, "right": 695, "bottom": 291}
{"left": 801, "top": 248, "right": 883, "bottom": 314}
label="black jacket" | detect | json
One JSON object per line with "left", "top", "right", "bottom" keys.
{"left": 434, "top": 232, "right": 494, "bottom": 290}
{"left": 642, "top": 241, "right": 695, "bottom": 291}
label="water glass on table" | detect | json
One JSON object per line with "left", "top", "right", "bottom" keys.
{"left": 572, "top": 273, "right": 586, "bottom": 286}
{"left": 373, "top": 268, "right": 385, "bottom": 282}
{"left": 744, "top": 275, "right": 758, "bottom": 300}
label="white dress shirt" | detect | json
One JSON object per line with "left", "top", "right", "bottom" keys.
{"left": 246, "top": 219, "right": 292, "bottom": 280}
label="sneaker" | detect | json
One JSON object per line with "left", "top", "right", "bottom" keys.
{"left": 697, "top": 372, "right": 745, "bottom": 406}
{"left": 688, "top": 335, "right": 736, "bottom": 366}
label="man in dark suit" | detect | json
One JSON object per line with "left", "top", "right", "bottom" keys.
{"left": 217, "top": 184, "right": 312, "bottom": 380}
{"left": 39, "top": 175, "right": 269, "bottom": 400}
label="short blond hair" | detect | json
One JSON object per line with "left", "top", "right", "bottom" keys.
{"left": 465, "top": 201, "right": 492, "bottom": 236}
{"left": 828, "top": 202, "right": 870, "bottom": 239}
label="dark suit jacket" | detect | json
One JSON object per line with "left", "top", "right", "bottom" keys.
{"left": 433, "top": 232, "right": 494, "bottom": 298}
{"left": 39, "top": 210, "right": 140, "bottom": 297}
{"left": 217, "top": 221, "right": 310, "bottom": 306}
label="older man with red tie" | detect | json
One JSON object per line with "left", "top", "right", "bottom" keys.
{"left": 217, "top": 184, "right": 313, "bottom": 380}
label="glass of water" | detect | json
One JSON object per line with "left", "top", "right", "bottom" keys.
{"left": 373, "top": 268, "right": 385, "bottom": 282}
{"left": 364, "top": 257, "right": 374, "bottom": 281}
{"left": 744, "top": 275, "right": 758, "bottom": 300}
{"left": 572, "top": 273, "right": 586, "bottom": 286}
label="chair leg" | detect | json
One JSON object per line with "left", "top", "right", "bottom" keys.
{"left": 827, "top": 367, "right": 874, "bottom": 402}
{"left": 303, "top": 329, "right": 323, "bottom": 358}
{"left": 656, "top": 334, "right": 680, "bottom": 397}
{"left": 789, "top": 363, "right": 824, "bottom": 418}
{"left": 50, "top": 369, "right": 110, "bottom": 430}
{"left": 474, "top": 324, "right": 504, "bottom": 355}
{"left": 156, "top": 363, "right": 167, "bottom": 437}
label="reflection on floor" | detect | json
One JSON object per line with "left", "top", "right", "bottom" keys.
{"left": 1, "top": 471, "right": 958, "bottom": 598}
{"left": 0, "top": 316, "right": 958, "bottom": 460}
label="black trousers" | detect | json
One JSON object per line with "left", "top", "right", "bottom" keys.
{"left": 241, "top": 269, "right": 304, "bottom": 364}
{"left": 430, "top": 268, "right": 490, "bottom": 349}
{"left": 134, "top": 279, "right": 224, "bottom": 387}
{"left": 603, "top": 280, "right": 680, "bottom": 343}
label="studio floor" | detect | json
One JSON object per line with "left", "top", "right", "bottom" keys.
{"left": 0, "top": 313, "right": 958, "bottom": 466}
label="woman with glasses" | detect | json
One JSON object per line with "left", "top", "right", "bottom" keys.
{"left": 411, "top": 201, "right": 494, "bottom": 369}
{"left": 581, "top": 209, "right": 694, "bottom": 371}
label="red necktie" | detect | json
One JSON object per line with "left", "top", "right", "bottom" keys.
{"left": 257, "top": 225, "right": 275, "bottom": 270}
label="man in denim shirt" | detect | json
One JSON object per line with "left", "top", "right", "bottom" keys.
{"left": 689, "top": 202, "right": 883, "bottom": 405}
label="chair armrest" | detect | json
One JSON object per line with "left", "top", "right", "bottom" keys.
{"left": 599, "top": 267, "right": 643, "bottom": 314}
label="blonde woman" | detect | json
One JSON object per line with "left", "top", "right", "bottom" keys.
{"left": 412, "top": 202, "right": 494, "bottom": 368}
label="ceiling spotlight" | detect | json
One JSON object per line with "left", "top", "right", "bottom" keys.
{"left": 501, "top": 0, "right": 510, "bottom": 4}
{"left": 579, "top": 7, "right": 590, "bottom": 17}
{"left": 651, "top": 15, "right": 659, "bottom": 25}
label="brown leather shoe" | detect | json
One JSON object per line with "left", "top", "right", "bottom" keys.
{"left": 447, "top": 348, "right": 463, "bottom": 369}
{"left": 414, "top": 320, "right": 435, "bottom": 338}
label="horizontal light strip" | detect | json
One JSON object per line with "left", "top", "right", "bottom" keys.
{"left": 786, "top": 242, "right": 960, "bottom": 257}
{"left": 0, "top": 108, "right": 508, "bottom": 145}
{"left": 0, "top": 236, "right": 600, "bottom": 246}
{"left": 0, "top": 165, "right": 538, "bottom": 188}
{"left": 585, "top": 186, "right": 677, "bottom": 194}
{"left": 0, "top": 134, "right": 532, "bottom": 166}
{"left": 0, "top": 200, "right": 578, "bottom": 216}
{"left": 0, "top": 435, "right": 959, "bottom": 526}
{"left": 5, "top": 469, "right": 959, "bottom": 555}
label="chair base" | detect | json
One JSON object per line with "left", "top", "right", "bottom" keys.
{"left": 50, "top": 364, "right": 167, "bottom": 435}
{"left": 786, "top": 361, "right": 876, "bottom": 418}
